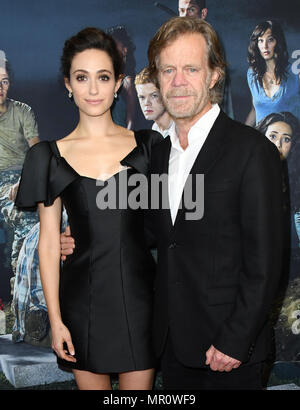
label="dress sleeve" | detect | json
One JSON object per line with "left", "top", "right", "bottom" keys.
{"left": 120, "top": 129, "right": 163, "bottom": 175}
{"left": 15, "top": 141, "right": 78, "bottom": 211}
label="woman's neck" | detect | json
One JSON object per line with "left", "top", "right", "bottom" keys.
{"left": 75, "top": 109, "right": 117, "bottom": 139}
{"left": 265, "top": 58, "right": 276, "bottom": 74}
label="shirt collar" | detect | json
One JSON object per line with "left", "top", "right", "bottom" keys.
{"left": 169, "top": 104, "right": 220, "bottom": 152}
{"left": 152, "top": 120, "right": 174, "bottom": 138}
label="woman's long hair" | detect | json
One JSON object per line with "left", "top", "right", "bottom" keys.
{"left": 256, "top": 112, "right": 300, "bottom": 210}
{"left": 248, "top": 20, "right": 289, "bottom": 87}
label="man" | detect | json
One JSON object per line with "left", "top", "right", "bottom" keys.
{"left": 178, "top": 0, "right": 207, "bottom": 19}
{"left": 61, "top": 18, "right": 283, "bottom": 390}
{"left": 135, "top": 67, "right": 173, "bottom": 138}
{"left": 177, "top": 0, "right": 234, "bottom": 120}
{"left": 0, "top": 50, "right": 41, "bottom": 344}
{"left": 145, "top": 17, "right": 282, "bottom": 389}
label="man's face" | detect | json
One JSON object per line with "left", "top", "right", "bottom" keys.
{"left": 136, "top": 82, "right": 165, "bottom": 121}
{"left": 0, "top": 67, "right": 9, "bottom": 106}
{"left": 157, "top": 33, "right": 218, "bottom": 121}
{"left": 178, "top": 0, "right": 202, "bottom": 18}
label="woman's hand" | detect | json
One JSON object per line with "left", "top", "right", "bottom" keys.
{"left": 51, "top": 321, "right": 76, "bottom": 363}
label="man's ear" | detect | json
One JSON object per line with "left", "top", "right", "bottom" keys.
{"left": 201, "top": 8, "right": 208, "bottom": 20}
{"left": 209, "top": 69, "right": 220, "bottom": 90}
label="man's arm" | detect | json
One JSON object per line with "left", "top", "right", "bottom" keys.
{"left": 211, "top": 138, "right": 283, "bottom": 363}
{"left": 60, "top": 226, "right": 75, "bottom": 261}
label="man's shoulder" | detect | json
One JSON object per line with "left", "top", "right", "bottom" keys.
{"left": 220, "top": 111, "right": 265, "bottom": 143}
{"left": 7, "top": 98, "right": 34, "bottom": 116}
{"left": 221, "top": 113, "right": 278, "bottom": 158}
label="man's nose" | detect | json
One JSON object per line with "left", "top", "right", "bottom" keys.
{"left": 171, "top": 70, "right": 188, "bottom": 87}
{"left": 145, "top": 97, "right": 152, "bottom": 106}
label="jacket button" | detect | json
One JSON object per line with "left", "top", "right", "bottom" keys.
{"left": 169, "top": 242, "right": 177, "bottom": 249}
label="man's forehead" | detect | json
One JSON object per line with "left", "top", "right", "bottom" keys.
{"left": 159, "top": 33, "right": 207, "bottom": 58}
{"left": 0, "top": 67, "right": 8, "bottom": 77}
{"left": 136, "top": 83, "right": 159, "bottom": 92}
{"left": 179, "top": 0, "right": 198, "bottom": 8}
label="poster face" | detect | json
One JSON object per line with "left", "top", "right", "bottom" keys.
{"left": 0, "top": 0, "right": 299, "bottom": 386}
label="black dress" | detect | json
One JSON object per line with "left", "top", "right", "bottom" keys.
{"left": 15, "top": 129, "right": 162, "bottom": 373}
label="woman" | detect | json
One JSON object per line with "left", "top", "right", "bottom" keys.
{"left": 15, "top": 27, "right": 161, "bottom": 390}
{"left": 256, "top": 112, "right": 300, "bottom": 275}
{"left": 246, "top": 20, "right": 300, "bottom": 126}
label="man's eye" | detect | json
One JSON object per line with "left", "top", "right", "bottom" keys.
{"left": 284, "top": 137, "right": 291, "bottom": 143}
{"left": 138, "top": 96, "right": 145, "bottom": 100}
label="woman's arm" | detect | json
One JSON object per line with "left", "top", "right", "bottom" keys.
{"left": 245, "top": 103, "right": 256, "bottom": 127}
{"left": 38, "top": 198, "right": 76, "bottom": 363}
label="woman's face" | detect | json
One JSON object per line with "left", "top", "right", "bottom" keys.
{"left": 0, "top": 67, "right": 9, "bottom": 106}
{"left": 265, "top": 121, "right": 293, "bottom": 159}
{"left": 65, "top": 48, "right": 121, "bottom": 118}
{"left": 257, "top": 28, "right": 277, "bottom": 60}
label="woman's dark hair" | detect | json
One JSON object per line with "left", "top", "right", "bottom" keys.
{"left": 247, "top": 20, "right": 289, "bottom": 87}
{"left": 257, "top": 112, "right": 300, "bottom": 209}
{"left": 106, "top": 25, "right": 136, "bottom": 76}
{"left": 61, "top": 27, "right": 123, "bottom": 80}
{"left": 256, "top": 111, "right": 300, "bottom": 149}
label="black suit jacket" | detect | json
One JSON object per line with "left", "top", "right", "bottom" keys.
{"left": 147, "top": 110, "right": 283, "bottom": 367}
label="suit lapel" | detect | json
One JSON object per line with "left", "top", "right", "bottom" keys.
{"left": 173, "top": 111, "right": 228, "bottom": 228}
{"left": 154, "top": 136, "right": 173, "bottom": 234}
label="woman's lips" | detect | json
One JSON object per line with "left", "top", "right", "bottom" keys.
{"left": 85, "top": 99, "right": 103, "bottom": 105}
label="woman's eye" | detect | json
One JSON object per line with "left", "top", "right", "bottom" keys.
{"left": 100, "top": 75, "right": 110, "bottom": 81}
{"left": 76, "top": 75, "right": 86, "bottom": 81}
{"left": 268, "top": 134, "right": 277, "bottom": 140}
{"left": 284, "top": 137, "right": 291, "bottom": 144}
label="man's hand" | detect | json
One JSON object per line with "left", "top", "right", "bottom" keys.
{"left": 205, "top": 345, "right": 241, "bottom": 372}
{"left": 8, "top": 181, "right": 20, "bottom": 201}
{"left": 60, "top": 225, "right": 75, "bottom": 261}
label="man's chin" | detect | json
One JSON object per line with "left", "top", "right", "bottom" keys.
{"left": 167, "top": 108, "right": 197, "bottom": 120}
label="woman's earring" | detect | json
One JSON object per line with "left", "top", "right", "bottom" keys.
{"left": 114, "top": 92, "right": 117, "bottom": 99}
{"left": 68, "top": 91, "right": 72, "bottom": 99}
